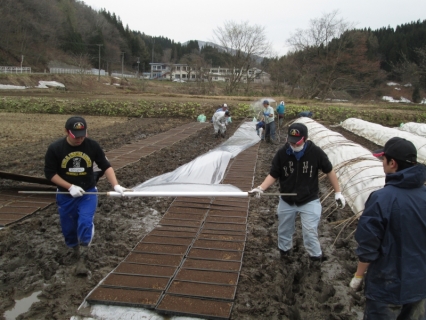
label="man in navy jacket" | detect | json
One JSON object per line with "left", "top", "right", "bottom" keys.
{"left": 351, "top": 137, "right": 426, "bottom": 319}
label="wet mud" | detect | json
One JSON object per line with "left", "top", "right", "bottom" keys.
{"left": 0, "top": 116, "right": 372, "bottom": 319}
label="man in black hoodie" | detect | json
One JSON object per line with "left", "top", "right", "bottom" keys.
{"left": 250, "top": 123, "right": 345, "bottom": 262}
{"left": 350, "top": 137, "right": 426, "bottom": 319}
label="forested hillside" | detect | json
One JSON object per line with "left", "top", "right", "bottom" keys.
{"left": 0, "top": 1, "right": 425, "bottom": 100}
{"left": 0, "top": 0, "right": 222, "bottom": 72}
{"left": 266, "top": 14, "right": 426, "bottom": 99}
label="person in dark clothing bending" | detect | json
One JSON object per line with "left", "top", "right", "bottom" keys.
{"left": 350, "top": 137, "right": 426, "bottom": 320}
{"left": 44, "top": 116, "right": 130, "bottom": 275}
{"left": 250, "top": 123, "right": 345, "bottom": 263}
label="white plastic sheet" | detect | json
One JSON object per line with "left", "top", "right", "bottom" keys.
{"left": 133, "top": 122, "right": 260, "bottom": 192}
{"left": 295, "top": 118, "right": 385, "bottom": 216}
{"left": 399, "top": 122, "right": 426, "bottom": 138}
{"left": 342, "top": 118, "right": 426, "bottom": 164}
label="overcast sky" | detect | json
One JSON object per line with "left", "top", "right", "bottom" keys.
{"left": 80, "top": 0, "right": 425, "bottom": 56}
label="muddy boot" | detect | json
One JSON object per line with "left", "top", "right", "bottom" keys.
{"left": 71, "top": 245, "right": 80, "bottom": 260}
{"left": 74, "top": 246, "right": 89, "bottom": 276}
{"left": 280, "top": 249, "right": 292, "bottom": 263}
{"left": 309, "top": 254, "right": 327, "bottom": 268}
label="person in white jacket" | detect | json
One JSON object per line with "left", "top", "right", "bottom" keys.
{"left": 212, "top": 110, "right": 230, "bottom": 138}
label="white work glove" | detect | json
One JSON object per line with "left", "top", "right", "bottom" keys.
{"left": 249, "top": 186, "right": 264, "bottom": 198}
{"left": 68, "top": 185, "right": 85, "bottom": 197}
{"left": 335, "top": 192, "right": 346, "bottom": 209}
{"left": 114, "top": 185, "right": 132, "bottom": 196}
{"left": 349, "top": 274, "right": 364, "bottom": 291}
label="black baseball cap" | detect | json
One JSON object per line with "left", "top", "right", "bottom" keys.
{"left": 288, "top": 123, "right": 308, "bottom": 145}
{"left": 373, "top": 137, "right": 417, "bottom": 164}
{"left": 65, "top": 116, "right": 87, "bottom": 138}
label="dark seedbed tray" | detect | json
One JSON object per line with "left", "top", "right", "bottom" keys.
{"left": 175, "top": 269, "right": 239, "bottom": 285}
{"left": 209, "top": 201, "right": 249, "bottom": 208}
{"left": 154, "top": 225, "right": 199, "bottom": 232}
{"left": 149, "top": 230, "right": 198, "bottom": 238}
{"left": 199, "top": 229, "right": 247, "bottom": 237}
{"left": 134, "top": 243, "right": 189, "bottom": 255}
{"left": 205, "top": 216, "right": 246, "bottom": 224}
{"left": 173, "top": 198, "right": 212, "bottom": 204}
{"left": 86, "top": 286, "right": 162, "bottom": 309}
{"left": 197, "top": 233, "right": 246, "bottom": 242}
{"left": 188, "top": 248, "right": 243, "bottom": 262}
{"left": 102, "top": 274, "right": 170, "bottom": 291}
{"left": 167, "top": 207, "right": 209, "bottom": 214}
{"left": 156, "top": 294, "right": 233, "bottom": 320}
{"left": 193, "top": 239, "right": 245, "bottom": 251}
{"left": 203, "top": 222, "right": 247, "bottom": 232}
{"left": 141, "top": 235, "right": 193, "bottom": 246}
{"left": 159, "top": 218, "right": 202, "bottom": 228}
{"left": 166, "top": 280, "right": 237, "bottom": 300}
{"left": 170, "top": 202, "right": 210, "bottom": 209}
{"left": 125, "top": 252, "right": 183, "bottom": 267}
{"left": 182, "top": 258, "right": 241, "bottom": 272}
{"left": 163, "top": 213, "right": 205, "bottom": 221}
{"left": 208, "top": 210, "right": 248, "bottom": 217}
{"left": 114, "top": 262, "right": 176, "bottom": 277}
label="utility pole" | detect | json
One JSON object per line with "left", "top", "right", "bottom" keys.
{"left": 151, "top": 39, "right": 155, "bottom": 63}
{"left": 121, "top": 52, "right": 125, "bottom": 78}
{"left": 96, "top": 44, "right": 103, "bottom": 82}
{"left": 20, "top": 55, "right": 24, "bottom": 73}
{"left": 137, "top": 57, "right": 140, "bottom": 79}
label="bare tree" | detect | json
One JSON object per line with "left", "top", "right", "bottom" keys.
{"left": 71, "top": 53, "right": 92, "bottom": 85}
{"left": 286, "top": 11, "right": 381, "bottom": 100}
{"left": 213, "top": 20, "right": 271, "bottom": 94}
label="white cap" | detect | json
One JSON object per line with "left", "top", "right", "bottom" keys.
{"left": 223, "top": 103, "right": 228, "bottom": 108}
{"left": 280, "top": 101, "right": 285, "bottom": 104}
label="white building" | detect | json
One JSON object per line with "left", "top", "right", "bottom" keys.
{"left": 149, "top": 63, "right": 270, "bottom": 83}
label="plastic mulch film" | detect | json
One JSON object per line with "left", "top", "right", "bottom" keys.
{"left": 398, "top": 122, "right": 426, "bottom": 138}
{"left": 294, "top": 118, "right": 385, "bottom": 217}
{"left": 132, "top": 122, "right": 260, "bottom": 193}
{"left": 342, "top": 118, "right": 426, "bottom": 165}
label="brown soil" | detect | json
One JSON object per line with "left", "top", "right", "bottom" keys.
{"left": 0, "top": 111, "right": 380, "bottom": 319}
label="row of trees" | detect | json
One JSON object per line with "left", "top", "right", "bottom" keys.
{"left": 0, "top": 1, "right": 424, "bottom": 98}
{"left": 267, "top": 12, "right": 426, "bottom": 100}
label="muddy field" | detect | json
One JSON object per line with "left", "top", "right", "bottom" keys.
{"left": 0, "top": 112, "right": 381, "bottom": 320}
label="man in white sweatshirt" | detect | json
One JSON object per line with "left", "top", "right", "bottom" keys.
{"left": 212, "top": 110, "right": 230, "bottom": 138}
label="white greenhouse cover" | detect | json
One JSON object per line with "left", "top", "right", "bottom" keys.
{"left": 294, "top": 118, "right": 385, "bottom": 216}
{"left": 398, "top": 122, "right": 426, "bottom": 138}
{"left": 342, "top": 118, "right": 426, "bottom": 165}
{"left": 132, "top": 121, "right": 260, "bottom": 193}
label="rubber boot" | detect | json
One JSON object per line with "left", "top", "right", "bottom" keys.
{"left": 74, "top": 245, "right": 89, "bottom": 276}
{"left": 72, "top": 245, "right": 80, "bottom": 260}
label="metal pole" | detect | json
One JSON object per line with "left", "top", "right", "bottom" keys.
{"left": 121, "top": 52, "right": 125, "bottom": 78}
{"left": 18, "top": 191, "right": 296, "bottom": 197}
{"left": 97, "top": 44, "right": 103, "bottom": 82}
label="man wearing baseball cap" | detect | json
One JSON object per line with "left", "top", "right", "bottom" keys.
{"left": 350, "top": 137, "right": 426, "bottom": 319}
{"left": 44, "top": 116, "right": 131, "bottom": 276}
{"left": 250, "top": 122, "right": 345, "bottom": 265}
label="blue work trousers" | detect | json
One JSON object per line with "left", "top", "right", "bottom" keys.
{"left": 277, "top": 198, "right": 322, "bottom": 257}
{"left": 56, "top": 187, "right": 98, "bottom": 248}
{"left": 264, "top": 121, "right": 276, "bottom": 141}
{"left": 364, "top": 298, "right": 426, "bottom": 320}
